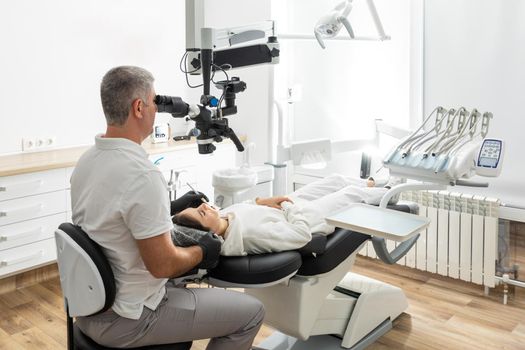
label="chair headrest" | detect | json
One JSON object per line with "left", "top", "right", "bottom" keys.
{"left": 171, "top": 224, "right": 209, "bottom": 247}
{"left": 55, "top": 223, "right": 116, "bottom": 317}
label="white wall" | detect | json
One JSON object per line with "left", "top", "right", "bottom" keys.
{"left": 0, "top": 0, "right": 188, "bottom": 155}
{"left": 425, "top": 0, "right": 525, "bottom": 207}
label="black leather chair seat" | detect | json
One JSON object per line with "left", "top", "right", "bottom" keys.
{"left": 298, "top": 228, "right": 371, "bottom": 276}
{"left": 74, "top": 324, "right": 192, "bottom": 350}
{"left": 297, "top": 233, "right": 327, "bottom": 255}
{"left": 209, "top": 251, "right": 302, "bottom": 285}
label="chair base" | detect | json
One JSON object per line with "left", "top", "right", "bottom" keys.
{"left": 73, "top": 324, "right": 192, "bottom": 350}
{"left": 254, "top": 319, "right": 392, "bottom": 350}
{"left": 248, "top": 267, "right": 407, "bottom": 349}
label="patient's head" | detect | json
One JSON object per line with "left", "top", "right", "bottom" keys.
{"left": 173, "top": 203, "right": 225, "bottom": 235}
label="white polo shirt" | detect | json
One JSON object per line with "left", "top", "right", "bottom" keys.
{"left": 70, "top": 135, "right": 173, "bottom": 320}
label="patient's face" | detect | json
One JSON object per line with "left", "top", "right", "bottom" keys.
{"left": 180, "top": 203, "right": 221, "bottom": 231}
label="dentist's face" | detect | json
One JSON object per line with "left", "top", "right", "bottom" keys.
{"left": 179, "top": 203, "right": 221, "bottom": 232}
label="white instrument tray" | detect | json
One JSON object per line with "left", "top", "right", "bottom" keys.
{"left": 325, "top": 203, "right": 430, "bottom": 242}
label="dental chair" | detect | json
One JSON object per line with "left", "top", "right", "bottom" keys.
{"left": 203, "top": 203, "right": 417, "bottom": 350}
{"left": 54, "top": 223, "right": 192, "bottom": 350}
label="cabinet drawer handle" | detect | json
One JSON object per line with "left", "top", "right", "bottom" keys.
{"left": 0, "top": 203, "right": 43, "bottom": 218}
{"left": 0, "top": 250, "right": 43, "bottom": 267}
{"left": 0, "top": 227, "right": 43, "bottom": 242}
{"left": 0, "top": 180, "right": 43, "bottom": 193}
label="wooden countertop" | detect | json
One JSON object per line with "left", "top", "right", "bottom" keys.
{"left": 0, "top": 138, "right": 200, "bottom": 177}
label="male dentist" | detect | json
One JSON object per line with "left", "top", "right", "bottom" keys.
{"left": 70, "top": 66, "right": 264, "bottom": 349}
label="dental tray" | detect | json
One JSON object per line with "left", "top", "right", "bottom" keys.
{"left": 325, "top": 203, "right": 430, "bottom": 242}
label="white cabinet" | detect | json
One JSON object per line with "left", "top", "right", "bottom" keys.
{"left": 0, "top": 191, "right": 67, "bottom": 226}
{"left": 0, "top": 238, "right": 57, "bottom": 277}
{"left": 0, "top": 168, "right": 66, "bottom": 202}
{"left": 0, "top": 213, "right": 66, "bottom": 251}
{"left": 0, "top": 169, "right": 68, "bottom": 278}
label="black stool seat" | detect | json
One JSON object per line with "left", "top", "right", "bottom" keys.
{"left": 74, "top": 324, "right": 192, "bottom": 350}
{"left": 209, "top": 251, "right": 302, "bottom": 285}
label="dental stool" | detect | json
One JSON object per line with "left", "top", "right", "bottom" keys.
{"left": 55, "top": 223, "right": 192, "bottom": 350}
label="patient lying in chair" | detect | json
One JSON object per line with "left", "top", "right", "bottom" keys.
{"left": 172, "top": 174, "right": 395, "bottom": 256}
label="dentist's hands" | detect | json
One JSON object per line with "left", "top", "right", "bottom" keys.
{"left": 255, "top": 196, "right": 293, "bottom": 209}
{"left": 196, "top": 231, "right": 221, "bottom": 269}
{"left": 170, "top": 191, "right": 209, "bottom": 215}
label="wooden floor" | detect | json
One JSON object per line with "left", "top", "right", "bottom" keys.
{"left": 0, "top": 257, "right": 524, "bottom": 350}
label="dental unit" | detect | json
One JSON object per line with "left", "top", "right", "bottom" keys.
{"left": 384, "top": 106, "right": 504, "bottom": 186}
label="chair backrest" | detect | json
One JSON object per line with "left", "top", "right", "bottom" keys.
{"left": 55, "top": 223, "right": 116, "bottom": 317}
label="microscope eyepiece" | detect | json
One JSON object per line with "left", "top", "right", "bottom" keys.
{"left": 154, "top": 95, "right": 171, "bottom": 105}
{"left": 154, "top": 95, "right": 189, "bottom": 117}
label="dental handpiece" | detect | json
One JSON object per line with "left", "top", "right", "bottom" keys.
{"left": 186, "top": 182, "right": 208, "bottom": 204}
{"left": 186, "top": 182, "right": 221, "bottom": 210}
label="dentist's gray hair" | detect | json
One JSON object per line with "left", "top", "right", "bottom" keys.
{"left": 100, "top": 66, "right": 154, "bottom": 126}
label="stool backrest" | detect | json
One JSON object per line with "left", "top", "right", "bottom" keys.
{"left": 55, "top": 223, "right": 116, "bottom": 317}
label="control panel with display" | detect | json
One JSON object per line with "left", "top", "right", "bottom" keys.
{"left": 475, "top": 138, "right": 504, "bottom": 177}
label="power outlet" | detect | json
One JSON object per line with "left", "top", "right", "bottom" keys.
{"left": 46, "top": 137, "right": 57, "bottom": 147}
{"left": 22, "top": 138, "right": 36, "bottom": 151}
{"left": 36, "top": 137, "right": 56, "bottom": 148}
{"left": 22, "top": 136, "right": 57, "bottom": 151}
{"left": 36, "top": 138, "right": 46, "bottom": 148}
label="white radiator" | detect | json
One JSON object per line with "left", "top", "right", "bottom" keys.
{"left": 359, "top": 191, "right": 500, "bottom": 288}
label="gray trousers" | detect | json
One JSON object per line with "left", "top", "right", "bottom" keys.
{"left": 77, "top": 284, "right": 265, "bottom": 350}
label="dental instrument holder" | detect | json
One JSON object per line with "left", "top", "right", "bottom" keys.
{"left": 167, "top": 169, "right": 187, "bottom": 201}
{"left": 383, "top": 107, "right": 501, "bottom": 185}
